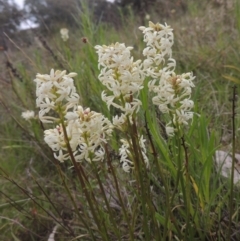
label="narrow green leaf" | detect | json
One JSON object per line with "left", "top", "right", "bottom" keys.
{"left": 222, "top": 75, "right": 240, "bottom": 84}
{"left": 224, "top": 65, "right": 240, "bottom": 72}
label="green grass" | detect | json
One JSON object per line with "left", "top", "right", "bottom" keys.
{"left": 1, "top": 0, "right": 240, "bottom": 240}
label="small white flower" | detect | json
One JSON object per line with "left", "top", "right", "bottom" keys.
{"left": 139, "top": 21, "right": 174, "bottom": 58}
{"left": 122, "top": 160, "right": 133, "bottom": 173}
{"left": 179, "top": 99, "right": 194, "bottom": 111}
{"left": 119, "top": 136, "right": 149, "bottom": 172}
{"left": 119, "top": 139, "right": 132, "bottom": 172}
{"left": 54, "top": 149, "right": 69, "bottom": 162}
{"left": 112, "top": 113, "right": 127, "bottom": 129}
{"left": 174, "top": 110, "right": 193, "bottom": 125}
{"left": 145, "top": 14, "right": 150, "bottom": 20}
{"left": 44, "top": 126, "right": 66, "bottom": 152}
{"left": 166, "top": 124, "right": 175, "bottom": 137}
{"left": 139, "top": 135, "right": 149, "bottom": 168}
{"left": 21, "top": 110, "right": 35, "bottom": 121}
{"left": 60, "top": 28, "right": 69, "bottom": 41}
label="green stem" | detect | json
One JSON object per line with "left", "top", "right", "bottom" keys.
{"left": 104, "top": 144, "right": 135, "bottom": 241}
{"left": 228, "top": 85, "right": 237, "bottom": 240}
{"left": 59, "top": 116, "right": 110, "bottom": 240}
{"left": 57, "top": 166, "right": 96, "bottom": 240}
{"left": 144, "top": 112, "right": 171, "bottom": 238}
{"left": 91, "top": 160, "right": 121, "bottom": 241}
{"left": 181, "top": 136, "right": 191, "bottom": 240}
{"left": 132, "top": 118, "right": 162, "bottom": 240}
{"left": 127, "top": 116, "right": 151, "bottom": 240}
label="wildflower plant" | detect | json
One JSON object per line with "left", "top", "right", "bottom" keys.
{"left": 14, "top": 21, "right": 229, "bottom": 240}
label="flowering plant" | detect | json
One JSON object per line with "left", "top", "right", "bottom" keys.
{"left": 31, "top": 22, "right": 219, "bottom": 241}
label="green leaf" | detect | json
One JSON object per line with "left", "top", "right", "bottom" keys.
{"left": 155, "top": 212, "right": 166, "bottom": 226}
{"left": 224, "top": 65, "right": 240, "bottom": 73}
{"left": 222, "top": 75, "right": 240, "bottom": 84}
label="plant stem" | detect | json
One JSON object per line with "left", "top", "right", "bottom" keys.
{"left": 104, "top": 144, "right": 135, "bottom": 241}
{"left": 91, "top": 161, "right": 122, "bottom": 241}
{"left": 228, "top": 85, "right": 237, "bottom": 240}
{"left": 60, "top": 116, "right": 110, "bottom": 240}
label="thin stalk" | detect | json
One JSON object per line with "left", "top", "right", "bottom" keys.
{"left": 33, "top": 176, "right": 75, "bottom": 236}
{"left": 127, "top": 116, "right": 150, "bottom": 240}
{"left": 0, "top": 172, "right": 73, "bottom": 237}
{"left": 228, "top": 85, "right": 237, "bottom": 240}
{"left": 59, "top": 116, "right": 110, "bottom": 240}
{"left": 132, "top": 119, "right": 161, "bottom": 240}
{"left": 0, "top": 216, "right": 43, "bottom": 239}
{"left": 57, "top": 166, "right": 96, "bottom": 240}
{"left": 176, "top": 135, "right": 190, "bottom": 237}
{"left": 181, "top": 136, "right": 191, "bottom": 240}
{"left": 118, "top": 94, "right": 153, "bottom": 238}
{"left": 175, "top": 136, "right": 188, "bottom": 240}
{"left": 119, "top": 91, "right": 160, "bottom": 239}
{"left": 169, "top": 135, "right": 185, "bottom": 238}
{"left": 90, "top": 161, "right": 121, "bottom": 241}
{"left": 104, "top": 144, "right": 135, "bottom": 241}
{"left": 144, "top": 113, "right": 182, "bottom": 239}
{"left": 169, "top": 120, "right": 182, "bottom": 203}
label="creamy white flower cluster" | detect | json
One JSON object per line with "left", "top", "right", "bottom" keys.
{"left": 119, "top": 136, "right": 149, "bottom": 173}
{"left": 21, "top": 110, "right": 35, "bottom": 121}
{"left": 34, "top": 69, "right": 113, "bottom": 162}
{"left": 139, "top": 22, "right": 195, "bottom": 136}
{"left": 44, "top": 106, "right": 113, "bottom": 162}
{"left": 60, "top": 28, "right": 69, "bottom": 42}
{"left": 95, "top": 43, "right": 148, "bottom": 172}
{"left": 95, "top": 43, "right": 145, "bottom": 125}
{"left": 34, "top": 69, "right": 79, "bottom": 123}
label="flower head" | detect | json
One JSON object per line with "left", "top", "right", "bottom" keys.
{"left": 44, "top": 106, "right": 113, "bottom": 162}
{"left": 95, "top": 43, "right": 145, "bottom": 126}
{"left": 34, "top": 69, "right": 79, "bottom": 123}
{"left": 21, "top": 110, "right": 35, "bottom": 121}
{"left": 140, "top": 22, "right": 195, "bottom": 136}
{"left": 139, "top": 21, "right": 174, "bottom": 61}
{"left": 60, "top": 28, "right": 69, "bottom": 41}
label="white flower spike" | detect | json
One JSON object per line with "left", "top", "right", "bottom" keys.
{"left": 34, "top": 69, "right": 79, "bottom": 123}
{"left": 139, "top": 21, "right": 195, "bottom": 137}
